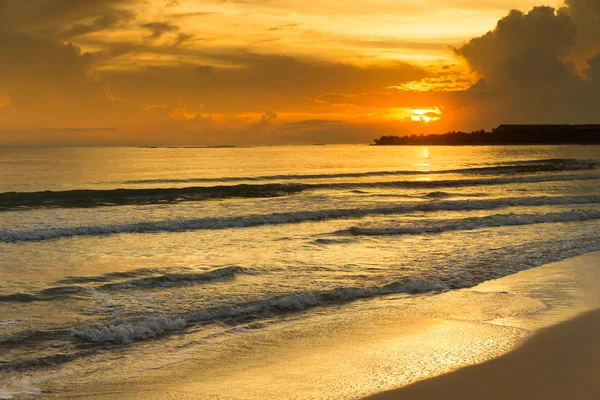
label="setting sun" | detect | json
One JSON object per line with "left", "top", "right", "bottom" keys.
{"left": 409, "top": 108, "right": 442, "bottom": 123}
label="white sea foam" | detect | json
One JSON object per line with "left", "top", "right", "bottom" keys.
{"left": 2, "top": 195, "right": 600, "bottom": 242}
{"left": 73, "top": 316, "right": 187, "bottom": 344}
{"left": 73, "top": 278, "right": 449, "bottom": 344}
{"left": 0, "top": 384, "right": 42, "bottom": 399}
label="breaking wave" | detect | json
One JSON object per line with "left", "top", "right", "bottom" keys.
{"left": 0, "top": 267, "right": 251, "bottom": 303}
{"left": 73, "top": 277, "right": 448, "bottom": 344}
{"left": 98, "top": 266, "right": 252, "bottom": 290}
{"left": 341, "top": 210, "right": 600, "bottom": 236}
{"left": 3, "top": 195, "right": 600, "bottom": 243}
{"left": 0, "top": 183, "right": 304, "bottom": 210}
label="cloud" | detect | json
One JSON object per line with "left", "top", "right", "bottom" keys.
{"left": 284, "top": 119, "right": 342, "bottom": 130}
{"left": 249, "top": 108, "right": 278, "bottom": 131}
{"left": 560, "top": 0, "right": 600, "bottom": 58}
{"left": 102, "top": 53, "right": 427, "bottom": 113}
{"left": 0, "top": 0, "right": 136, "bottom": 38}
{"left": 447, "top": 3, "right": 600, "bottom": 127}
{"left": 169, "top": 106, "right": 198, "bottom": 120}
{"left": 588, "top": 52, "right": 600, "bottom": 81}
{"left": 140, "top": 22, "right": 179, "bottom": 40}
{"left": 173, "top": 33, "right": 194, "bottom": 47}
{"left": 1, "top": 0, "right": 599, "bottom": 146}
{"left": 268, "top": 23, "right": 298, "bottom": 31}
{"left": 455, "top": 7, "right": 578, "bottom": 88}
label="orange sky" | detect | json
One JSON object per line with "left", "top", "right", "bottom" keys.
{"left": 1, "top": 0, "right": 599, "bottom": 146}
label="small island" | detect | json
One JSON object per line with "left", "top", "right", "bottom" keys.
{"left": 373, "top": 125, "right": 600, "bottom": 145}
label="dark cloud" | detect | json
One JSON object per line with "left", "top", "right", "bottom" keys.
{"left": 140, "top": 22, "right": 179, "bottom": 40}
{"left": 268, "top": 23, "right": 298, "bottom": 31}
{"left": 173, "top": 33, "right": 194, "bottom": 48}
{"left": 0, "top": 4, "right": 121, "bottom": 128}
{"left": 0, "top": 32, "right": 94, "bottom": 80}
{"left": 451, "top": 4, "right": 600, "bottom": 127}
{"left": 170, "top": 12, "right": 216, "bottom": 18}
{"left": 60, "top": 9, "right": 134, "bottom": 38}
{"left": 102, "top": 53, "right": 427, "bottom": 113}
{"left": 196, "top": 65, "right": 216, "bottom": 74}
{"left": 560, "top": 0, "right": 600, "bottom": 57}
{"left": 0, "top": 0, "right": 135, "bottom": 37}
{"left": 456, "top": 7, "right": 578, "bottom": 88}
{"left": 587, "top": 52, "right": 600, "bottom": 81}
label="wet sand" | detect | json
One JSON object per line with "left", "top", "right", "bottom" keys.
{"left": 366, "top": 308, "right": 600, "bottom": 400}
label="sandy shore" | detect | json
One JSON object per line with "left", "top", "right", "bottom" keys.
{"left": 366, "top": 308, "right": 600, "bottom": 400}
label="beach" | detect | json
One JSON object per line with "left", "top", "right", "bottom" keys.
{"left": 366, "top": 308, "right": 600, "bottom": 400}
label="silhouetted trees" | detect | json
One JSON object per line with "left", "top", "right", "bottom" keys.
{"left": 373, "top": 126, "right": 600, "bottom": 145}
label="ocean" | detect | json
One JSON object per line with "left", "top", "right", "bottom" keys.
{"left": 1, "top": 144, "right": 600, "bottom": 398}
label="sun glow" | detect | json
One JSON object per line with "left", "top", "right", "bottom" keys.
{"left": 388, "top": 107, "right": 442, "bottom": 123}
{"left": 408, "top": 107, "right": 442, "bottom": 123}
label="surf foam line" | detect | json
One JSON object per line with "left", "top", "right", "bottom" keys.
{"left": 4, "top": 235, "right": 600, "bottom": 362}
{"left": 1, "top": 278, "right": 447, "bottom": 370}
{"left": 3, "top": 195, "right": 600, "bottom": 243}
{"left": 120, "top": 158, "right": 599, "bottom": 184}
{"left": 0, "top": 267, "right": 252, "bottom": 303}
{"left": 68, "top": 234, "right": 600, "bottom": 345}
{"left": 1, "top": 171, "right": 599, "bottom": 211}
{"left": 73, "top": 277, "right": 449, "bottom": 344}
{"left": 339, "top": 209, "right": 600, "bottom": 236}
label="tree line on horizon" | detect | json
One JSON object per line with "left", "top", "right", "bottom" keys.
{"left": 373, "top": 126, "right": 600, "bottom": 145}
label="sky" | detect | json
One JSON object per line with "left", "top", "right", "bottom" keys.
{"left": 0, "top": 0, "right": 599, "bottom": 146}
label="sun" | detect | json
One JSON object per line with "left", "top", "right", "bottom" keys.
{"left": 393, "top": 107, "right": 442, "bottom": 123}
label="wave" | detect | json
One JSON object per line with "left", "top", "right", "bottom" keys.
{"left": 1, "top": 171, "right": 599, "bottom": 211}
{"left": 0, "top": 267, "right": 251, "bottom": 303}
{"left": 340, "top": 210, "right": 600, "bottom": 236}
{"left": 65, "top": 234, "right": 600, "bottom": 345}
{"left": 0, "top": 287, "right": 94, "bottom": 303}
{"left": 98, "top": 266, "right": 252, "bottom": 290}
{"left": 0, "top": 183, "right": 304, "bottom": 210}
{"left": 2, "top": 195, "right": 600, "bottom": 243}
{"left": 4, "top": 237, "right": 600, "bottom": 368}
{"left": 0, "top": 293, "right": 41, "bottom": 303}
{"left": 56, "top": 267, "right": 166, "bottom": 284}
{"left": 0, "top": 350, "right": 95, "bottom": 373}
{"left": 119, "top": 158, "right": 599, "bottom": 185}
{"left": 73, "top": 277, "right": 448, "bottom": 344}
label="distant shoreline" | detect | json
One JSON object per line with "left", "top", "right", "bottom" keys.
{"left": 370, "top": 142, "right": 600, "bottom": 146}
{"left": 373, "top": 125, "right": 600, "bottom": 146}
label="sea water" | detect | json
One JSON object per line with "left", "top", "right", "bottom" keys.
{"left": 1, "top": 145, "right": 599, "bottom": 398}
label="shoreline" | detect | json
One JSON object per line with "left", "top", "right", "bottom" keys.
{"left": 365, "top": 308, "right": 600, "bottom": 400}
{"left": 13, "top": 251, "right": 600, "bottom": 399}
